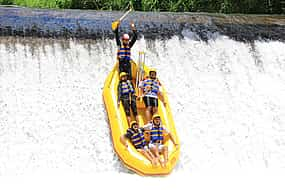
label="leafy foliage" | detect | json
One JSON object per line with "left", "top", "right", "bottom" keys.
{"left": 0, "top": 0, "right": 283, "bottom": 14}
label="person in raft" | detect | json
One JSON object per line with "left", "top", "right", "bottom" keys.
{"left": 113, "top": 20, "right": 137, "bottom": 80}
{"left": 120, "top": 121, "right": 158, "bottom": 166}
{"left": 139, "top": 68, "right": 166, "bottom": 123}
{"left": 143, "top": 114, "right": 178, "bottom": 167}
{"left": 117, "top": 72, "right": 139, "bottom": 125}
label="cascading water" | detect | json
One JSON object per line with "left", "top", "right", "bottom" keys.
{"left": 1, "top": 33, "right": 285, "bottom": 178}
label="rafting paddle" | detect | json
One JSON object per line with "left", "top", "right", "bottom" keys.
{"left": 112, "top": 8, "right": 133, "bottom": 31}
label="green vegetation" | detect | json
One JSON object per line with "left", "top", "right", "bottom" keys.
{"left": 0, "top": 0, "right": 283, "bottom": 14}
{"left": 0, "top": 0, "right": 71, "bottom": 8}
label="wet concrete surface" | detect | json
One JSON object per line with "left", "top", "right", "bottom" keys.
{"left": 0, "top": 6, "right": 285, "bottom": 41}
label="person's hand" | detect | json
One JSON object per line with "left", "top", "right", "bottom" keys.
{"left": 145, "top": 86, "right": 151, "bottom": 91}
{"left": 174, "top": 143, "right": 179, "bottom": 149}
{"left": 117, "top": 101, "right": 120, "bottom": 107}
{"left": 163, "top": 101, "right": 167, "bottom": 106}
{"left": 130, "top": 21, "right": 136, "bottom": 31}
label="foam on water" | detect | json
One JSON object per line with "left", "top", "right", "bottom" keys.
{"left": 1, "top": 36, "right": 285, "bottom": 178}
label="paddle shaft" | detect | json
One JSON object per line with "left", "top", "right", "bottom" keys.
{"left": 111, "top": 8, "right": 132, "bottom": 31}
{"left": 119, "top": 8, "right": 132, "bottom": 22}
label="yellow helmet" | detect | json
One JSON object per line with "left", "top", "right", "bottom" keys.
{"left": 152, "top": 114, "right": 160, "bottom": 120}
{"left": 119, "top": 72, "right": 128, "bottom": 78}
{"left": 130, "top": 121, "right": 138, "bottom": 127}
{"left": 149, "top": 68, "right": 157, "bottom": 75}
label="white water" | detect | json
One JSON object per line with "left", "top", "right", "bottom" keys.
{"left": 1, "top": 36, "right": 285, "bottom": 188}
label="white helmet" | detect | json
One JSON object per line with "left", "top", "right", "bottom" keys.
{"left": 122, "top": 33, "right": 130, "bottom": 40}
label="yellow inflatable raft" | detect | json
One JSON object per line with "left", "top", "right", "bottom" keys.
{"left": 103, "top": 57, "right": 180, "bottom": 176}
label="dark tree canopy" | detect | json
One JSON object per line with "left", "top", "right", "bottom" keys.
{"left": 0, "top": 0, "right": 284, "bottom": 14}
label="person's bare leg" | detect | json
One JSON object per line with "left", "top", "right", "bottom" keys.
{"left": 162, "top": 146, "right": 168, "bottom": 167}
{"left": 146, "top": 149, "right": 158, "bottom": 166}
{"left": 151, "top": 145, "right": 163, "bottom": 167}
{"left": 145, "top": 106, "right": 152, "bottom": 122}
{"left": 138, "top": 149, "right": 155, "bottom": 166}
{"left": 127, "top": 116, "right": 131, "bottom": 125}
{"left": 152, "top": 107, "right": 158, "bottom": 115}
{"left": 150, "top": 146, "right": 159, "bottom": 158}
{"left": 135, "top": 115, "right": 139, "bottom": 124}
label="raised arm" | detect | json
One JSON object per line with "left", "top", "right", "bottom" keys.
{"left": 129, "top": 22, "right": 137, "bottom": 48}
{"left": 113, "top": 25, "right": 121, "bottom": 47}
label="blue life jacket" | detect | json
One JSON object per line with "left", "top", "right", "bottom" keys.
{"left": 117, "top": 45, "right": 131, "bottom": 61}
{"left": 127, "top": 128, "right": 146, "bottom": 149}
{"left": 150, "top": 125, "right": 164, "bottom": 144}
{"left": 120, "top": 80, "right": 134, "bottom": 95}
{"left": 143, "top": 78, "right": 160, "bottom": 97}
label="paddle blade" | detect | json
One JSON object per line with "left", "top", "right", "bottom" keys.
{"left": 112, "top": 20, "right": 119, "bottom": 31}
